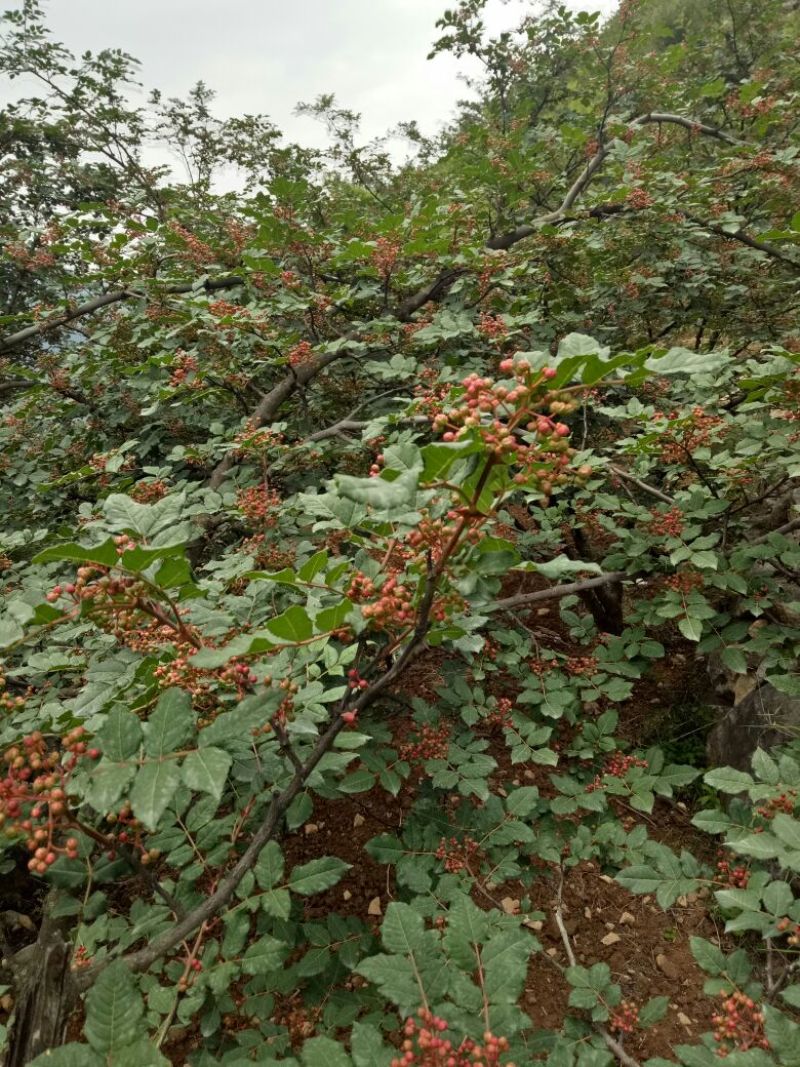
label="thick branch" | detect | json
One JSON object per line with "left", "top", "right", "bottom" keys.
{"left": 0, "top": 276, "right": 244, "bottom": 354}
{"left": 491, "top": 571, "right": 628, "bottom": 612}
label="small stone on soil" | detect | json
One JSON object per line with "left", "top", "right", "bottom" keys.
{"left": 367, "top": 896, "right": 382, "bottom": 916}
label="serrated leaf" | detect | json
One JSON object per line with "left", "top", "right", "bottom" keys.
{"left": 255, "top": 840, "right": 285, "bottom": 890}
{"left": 266, "top": 605, "right": 313, "bottom": 642}
{"left": 772, "top": 813, "right": 800, "bottom": 851}
{"left": 33, "top": 539, "right": 118, "bottom": 568}
{"left": 301, "top": 1035, "right": 353, "bottom": 1066}
{"left": 721, "top": 646, "right": 748, "bottom": 675}
{"left": 181, "top": 746, "right": 231, "bottom": 801}
{"left": 703, "top": 767, "right": 754, "bottom": 793}
{"left": 381, "top": 901, "right": 425, "bottom": 954}
{"left": 84, "top": 960, "right": 143, "bottom": 1053}
{"left": 241, "top": 934, "right": 289, "bottom": 975}
{"left": 286, "top": 856, "right": 350, "bottom": 895}
{"left": 130, "top": 761, "right": 182, "bottom": 831}
{"left": 678, "top": 616, "right": 703, "bottom": 642}
{"left": 639, "top": 995, "right": 669, "bottom": 1027}
{"left": 97, "top": 708, "right": 143, "bottom": 762}
{"left": 690, "top": 936, "right": 726, "bottom": 975}
{"left": 144, "top": 688, "right": 194, "bottom": 757}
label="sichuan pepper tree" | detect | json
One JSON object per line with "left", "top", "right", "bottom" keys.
{"left": 1, "top": 0, "right": 800, "bottom": 1063}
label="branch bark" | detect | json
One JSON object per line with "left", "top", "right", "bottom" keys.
{"left": 0, "top": 276, "right": 244, "bottom": 354}
{"left": 491, "top": 571, "right": 629, "bottom": 612}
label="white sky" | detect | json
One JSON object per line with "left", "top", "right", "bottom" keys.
{"left": 35, "top": 0, "right": 616, "bottom": 154}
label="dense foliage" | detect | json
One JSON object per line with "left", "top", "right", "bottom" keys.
{"left": 1, "top": 0, "right": 800, "bottom": 1063}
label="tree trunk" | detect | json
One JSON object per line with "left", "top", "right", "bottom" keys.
{"left": 3, "top": 897, "right": 78, "bottom": 1067}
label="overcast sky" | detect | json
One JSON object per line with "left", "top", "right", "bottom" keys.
{"left": 35, "top": 0, "right": 615, "bottom": 153}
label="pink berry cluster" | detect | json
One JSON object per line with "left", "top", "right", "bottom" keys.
{"left": 587, "top": 752, "right": 648, "bottom": 792}
{"left": 715, "top": 853, "right": 750, "bottom": 889}
{"left": 104, "top": 803, "right": 161, "bottom": 865}
{"left": 347, "top": 668, "right": 369, "bottom": 693}
{"left": 236, "top": 485, "right": 281, "bottom": 527}
{"left": 400, "top": 723, "right": 451, "bottom": 764}
{"left": 131, "top": 479, "right": 169, "bottom": 503}
{"left": 648, "top": 506, "right": 684, "bottom": 538}
{"left": 610, "top": 1001, "right": 639, "bottom": 1035}
{"left": 431, "top": 362, "right": 578, "bottom": 478}
{"left": 392, "top": 1010, "right": 514, "bottom": 1067}
{"left": 563, "top": 655, "right": 598, "bottom": 677}
{"left": 435, "top": 835, "right": 479, "bottom": 873}
{"left": 406, "top": 513, "right": 482, "bottom": 566}
{"left": 0, "top": 728, "right": 99, "bottom": 873}
{"left": 372, "top": 236, "right": 400, "bottom": 278}
{"left": 756, "top": 789, "right": 797, "bottom": 819}
{"left": 288, "top": 340, "right": 313, "bottom": 367}
{"left": 477, "top": 313, "right": 508, "bottom": 341}
{"left": 711, "top": 992, "right": 768, "bottom": 1056}
{"left": 168, "top": 351, "right": 202, "bottom": 389}
{"left": 485, "top": 697, "right": 513, "bottom": 729}
{"left": 361, "top": 575, "right": 414, "bottom": 631}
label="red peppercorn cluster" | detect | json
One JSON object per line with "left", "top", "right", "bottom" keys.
{"left": 1, "top": 728, "right": 100, "bottom": 873}
{"left": 236, "top": 485, "right": 281, "bottom": 527}
{"left": 776, "top": 918, "right": 800, "bottom": 946}
{"left": 485, "top": 697, "right": 514, "bottom": 729}
{"left": 347, "top": 572, "right": 377, "bottom": 602}
{"left": 563, "top": 655, "right": 598, "bottom": 677}
{"left": 0, "top": 671, "right": 26, "bottom": 713}
{"left": 288, "top": 340, "right": 313, "bottom": 367}
{"left": 659, "top": 406, "right": 724, "bottom": 464}
{"left": 372, "top": 236, "right": 400, "bottom": 278}
{"left": 477, "top": 313, "right": 508, "bottom": 342}
{"left": 431, "top": 363, "right": 579, "bottom": 494}
{"left": 71, "top": 945, "right": 92, "bottom": 971}
{"left": 756, "top": 789, "right": 797, "bottom": 819}
{"left": 435, "top": 835, "right": 479, "bottom": 873}
{"left": 610, "top": 1001, "right": 639, "bottom": 1035}
{"left": 168, "top": 351, "right": 202, "bottom": 389}
{"left": 347, "top": 668, "right": 369, "bottom": 693}
{"left": 361, "top": 575, "right": 414, "bottom": 631}
{"left": 407, "top": 513, "right": 482, "bottom": 566}
{"left": 626, "top": 187, "right": 654, "bottom": 209}
{"left": 662, "top": 570, "right": 705, "bottom": 594}
{"left": 715, "top": 853, "right": 750, "bottom": 889}
{"left": 648, "top": 506, "right": 684, "bottom": 537}
{"left": 240, "top": 534, "right": 295, "bottom": 572}
{"left": 711, "top": 992, "right": 768, "bottom": 1056}
{"left": 103, "top": 803, "right": 161, "bottom": 865}
{"left": 587, "top": 751, "right": 648, "bottom": 792}
{"left": 130, "top": 479, "right": 169, "bottom": 504}
{"left": 392, "top": 1010, "right": 514, "bottom": 1067}
{"left": 167, "top": 222, "right": 215, "bottom": 266}
{"left": 400, "top": 723, "right": 451, "bottom": 764}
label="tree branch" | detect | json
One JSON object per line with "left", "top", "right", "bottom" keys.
{"left": 0, "top": 276, "right": 244, "bottom": 354}
{"left": 490, "top": 571, "right": 628, "bottom": 612}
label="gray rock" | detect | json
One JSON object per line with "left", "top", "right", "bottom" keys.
{"left": 707, "top": 683, "right": 800, "bottom": 770}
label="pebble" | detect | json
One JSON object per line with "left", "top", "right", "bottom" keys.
{"left": 367, "top": 897, "right": 382, "bottom": 916}
{"left": 656, "top": 953, "right": 680, "bottom": 979}
{"left": 343, "top": 890, "right": 352, "bottom": 901}
{"left": 584, "top": 908, "right": 592, "bottom": 920}
{"left": 501, "top": 897, "right": 520, "bottom": 915}
{"left": 546, "top": 947, "right": 558, "bottom": 957}
{"left": 619, "top": 912, "right": 636, "bottom": 925}
{"left": 304, "top": 823, "right": 319, "bottom": 835}
{"left": 524, "top": 769, "right": 536, "bottom": 780}
{"left": 599, "top": 874, "right": 614, "bottom": 884}
{"left": 601, "top": 932, "right": 621, "bottom": 946}
{"left": 353, "top": 814, "right": 365, "bottom": 828}
{"left": 678, "top": 1013, "right": 693, "bottom": 1028}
